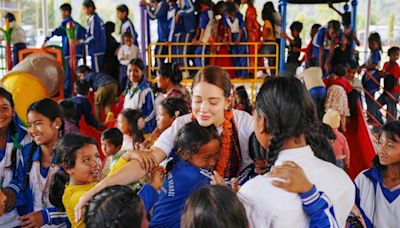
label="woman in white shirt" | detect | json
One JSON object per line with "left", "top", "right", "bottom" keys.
{"left": 74, "top": 65, "right": 254, "bottom": 220}
{"left": 239, "top": 77, "right": 355, "bottom": 228}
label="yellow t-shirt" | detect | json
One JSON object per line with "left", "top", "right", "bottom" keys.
{"left": 108, "top": 157, "right": 129, "bottom": 177}
{"left": 62, "top": 182, "right": 97, "bottom": 228}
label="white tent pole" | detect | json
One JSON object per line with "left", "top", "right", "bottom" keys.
{"left": 363, "top": 0, "right": 371, "bottom": 62}
{"left": 42, "top": 0, "right": 48, "bottom": 37}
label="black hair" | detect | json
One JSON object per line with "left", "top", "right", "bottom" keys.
{"left": 105, "top": 21, "right": 115, "bottom": 35}
{"left": 305, "top": 58, "right": 318, "bottom": 68}
{"left": 234, "top": 86, "right": 252, "bottom": 115}
{"left": 116, "top": 4, "right": 129, "bottom": 15}
{"left": 255, "top": 77, "right": 319, "bottom": 173}
{"left": 262, "top": 2, "right": 276, "bottom": 25}
{"left": 332, "top": 64, "right": 346, "bottom": 77}
{"left": 214, "top": 1, "right": 225, "bottom": 15}
{"left": 175, "top": 121, "right": 220, "bottom": 159}
{"left": 120, "top": 109, "right": 145, "bottom": 144}
{"left": 306, "top": 122, "right": 336, "bottom": 165}
{"left": 346, "top": 59, "right": 359, "bottom": 70}
{"left": 160, "top": 98, "right": 190, "bottom": 118}
{"left": 248, "top": 132, "right": 266, "bottom": 161}
{"left": 59, "top": 99, "right": 75, "bottom": 120}
{"left": 84, "top": 185, "right": 144, "bottom": 228}
{"left": 101, "top": 128, "right": 123, "bottom": 147}
{"left": 368, "top": 32, "right": 382, "bottom": 51}
{"left": 75, "top": 79, "right": 90, "bottom": 95}
{"left": 129, "top": 58, "right": 145, "bottom": 71}
{"left": 82, "top": 0, "right": 96, "bottom": 11}
{"left": 373, "top": 121, "right": 400, "bottom": 170}
{"left": 122, "top": 32, "right": 133, "bottom": 39}
{"left": 0, "top": 88, "right": 19, "bottom": 172}
{"left": 59, "top": 3, "right": 72, "bottom": 13}
{"left": 290, "top": 21, "right": 303, "bottom": 33}
{"left": 342, "top": 12, "right": 351, "bottom": 26}
{"left": 77, "top": 65, "right": 91, "bottom": 74}
{"left": 3, "top": 13, "right": 15, "bottom": 22}
{"left": 311, "top": 23, "right": 321, "bottom": 31}
{"left": 181, "top": 185, "right": 248, "bottom": 228}
{"left": 224, "top": 2, "right": 237, "bottom": 13}
{"left": 24, "top": 98, "right": 65, "bottom": 190}
{"left": 388, "top": 46, "right": 400, "bottom": 56}
{"left": 49, "top": 134, "right": 98, "bottom": 210}
{"left": 327, "top": 20, "right": 341, "bottom": 31}
{"left": 157, "top": 62, "right": 182, "bottom": 85}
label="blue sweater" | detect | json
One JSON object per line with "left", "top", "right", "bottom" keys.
{"left": 85, "top": 72, "right": 117, "bottom": 91}
{"left": 70, "top": 95, "right": 100, "bottom": 129}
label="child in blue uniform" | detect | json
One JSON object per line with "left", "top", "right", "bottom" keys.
{"left": 167, "top": 0, "right": 182, "bottom": 64}
{"left": 194, "top": 0, "right": 214, "bottom": 67}
{"left": 43, "top": 3, "right": 86, "bottom": 98}
{"left": 143, "top": 0, "right": 169, "bottom": 67}
{"left": 224, "top": 2, "right": 248, "bottom": 78}
{"left": 117, "top": 4, "right": 139, "bottom": 46}
{"left": 6, "top": 99, "right": 68, "bottom": 227}
{"left": 177, "top": 0, "right": 196, "bottom": 71}
{"left": 81, "top": 0, "right": 107, "bottom": 73}
{"left": 140, "top": 121, "right": 221, "bottom": 228}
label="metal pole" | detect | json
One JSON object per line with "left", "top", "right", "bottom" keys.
{"left": 42, "top": 0, "right": 48, "bottom": 37}
{"left": 140, "top": 5, "right": 147, "bottom": 72}
{"left": 350, "top": 0, "right": 357, "bottom": 58}
{"left": 363, "top": 0, "right": 371, "bottom": 62}
{"left": 279, "top": 0, "right": 287, "bottom": 75}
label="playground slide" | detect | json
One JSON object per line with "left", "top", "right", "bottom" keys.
{"left": 344, "top": 101, "right": 376, "bottom": 180}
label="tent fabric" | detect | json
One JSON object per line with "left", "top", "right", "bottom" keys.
{"left": 288, "top": 0, "right": 348, "bottom": 4}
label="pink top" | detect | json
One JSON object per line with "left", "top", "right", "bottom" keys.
{"left": 332, "top": 128, "right": 350, "bottom": 166}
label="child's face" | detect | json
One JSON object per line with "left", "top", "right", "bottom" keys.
{"left": 327, "top": 28, "right": 338, "bottom": 39}
{"left": 0, "top": 96, "right": 14, "bottom": 130}
{"left": 186, "top": 139, "right": 220, "bottom": 171}
{"left": 127, "top": 64, "right": 144, "bottom": 83}
{"left": 369, "top": 40, "right": 379, "bottom": 51}
{"left": 291, "top": 30, "right": 300, "bottom": 38}
{"left": 137, "top": 117, "right": 145, "bottom": 131}
{"left": 77, "top": 72, "right": 86, "bottom": 80}
{"left": 66, "top": 143, "right": 101, "bottom": 184}
{"left": 310, "top": 27, "right": 318, "bottom": 38}
{"left": 0, "top": 190, "right": 6, "bottom": 216}
{"left": 124, "top": 36, "right": 133, "bottom": 46}
{"left": 346, "top": 68, "right": 357, "bottom": 80}
{"left": 117, "top": 10, "right": 126, "bottom": 20}
{"left": 60, "top": 10, "right": 69, "bottom": 19}
{"left": 82, "top": 6, "right": 92, "bottom": 16}
{"left": 101, "top": 139, "right": 120, "bottom": 157}
{"left": 27, "top": 111, "right": 61, "bottom": 146}
{"left": 226, "top": 11, "right": 236, "bottom": 20}
{"left": 389, "top": 51, "right": 399, "bottom": 62}
{"left": 157, "top": 105, "right": 175, "bottom": 132}
{"left": 377, "top": 132, "right": 400, "bottom": 166}
{"left": 156, "top": 73, "right": 168, "bottom": 91}
{"left": 117, "top": 114, "right": 130, "bottom": 135}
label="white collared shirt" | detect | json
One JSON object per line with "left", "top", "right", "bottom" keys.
{"left": 238, "top": 145, "right": 355, "bottom": 228}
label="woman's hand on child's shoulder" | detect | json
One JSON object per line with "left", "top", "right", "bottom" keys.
{"left": 123, "top": 149, "right": 157, "bottom": 171}
{"left": 150, "top": 166, "right": 167, "bottom": 191}
{"left": 268, "top": 161, "right": 313, "bottom": 194}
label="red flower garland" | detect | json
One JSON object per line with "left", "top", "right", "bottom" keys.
{"left": 192, "top": 111, "right": 233, "bottom": 177}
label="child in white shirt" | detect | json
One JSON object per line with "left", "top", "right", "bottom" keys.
{"left": 117, "top": 32, "right": 140, "bottom": 92}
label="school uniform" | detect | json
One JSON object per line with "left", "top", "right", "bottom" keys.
{"left": 0, "top": 121, "right": 31, "bottom": 227}
{"left": 177, "top": 0, "right": 196, "bottom": 69}
{"left": 123, "top": 80, "right": 157, "bottom": 134}
{"left": 70, "top": 95, "right": 100, "bottom": 129}
{"left": 120, "top": 18, "right": 139, "bottom": 46}
{"left": 224, "top": 13, "right": 248, "bottom": 78}
{"left": 167, "top": 3, "right": 182, "bottom": 64}
{"left": 45, "top": 16, "right": 86, "bottom": 98}
{"left": 117, "top": 44, "right": 140, "bottom": 92}
{"left": 146, "top": 0, "right": 169, "bottom": 67}
{"left": 355, "top": 168, "right": 400, "bottom": 228}
{"left": 238, "top": 145, "right": 355, "bottom": 228}
{"left": 80, "top": 12, "right": 106, "bottom": 73}
{"left": 7, "top": 144, "right": 68, "bottom": 227}
{"left": 154, "top": 109, "right": 254, "bottom": 172}
{"left": 10, "top": 21, "right": 27, "bottom": 66}
{"left": 194, "top": 8, "right": 213, "bottom": 67}
{"left": 85, "top": 72, "right": 118, "bottom": 110}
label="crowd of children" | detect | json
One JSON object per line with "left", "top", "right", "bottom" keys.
{"left": 0, "top": 0, "right": 399, "bottom": 228}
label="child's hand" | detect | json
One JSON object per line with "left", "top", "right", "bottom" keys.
{"left": 123, "top": 150, "right": 157, "bottom": 171}
{"left": 150, "top": 166, "right": 166, "bottom": 190}
{"left": 211, "top": 171, "right": 226, "bottom": 186}
{"left": 19, "top": 211, "right": 44, "bottom": 228}
{"left": 268, "top": 161, "right": 313, "bottom": 194}
{"left": 2, "top": 188, "right": 15, "bottom": 212}
{"left": 281, "top": 32, "right": 288, "bottom": 39}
